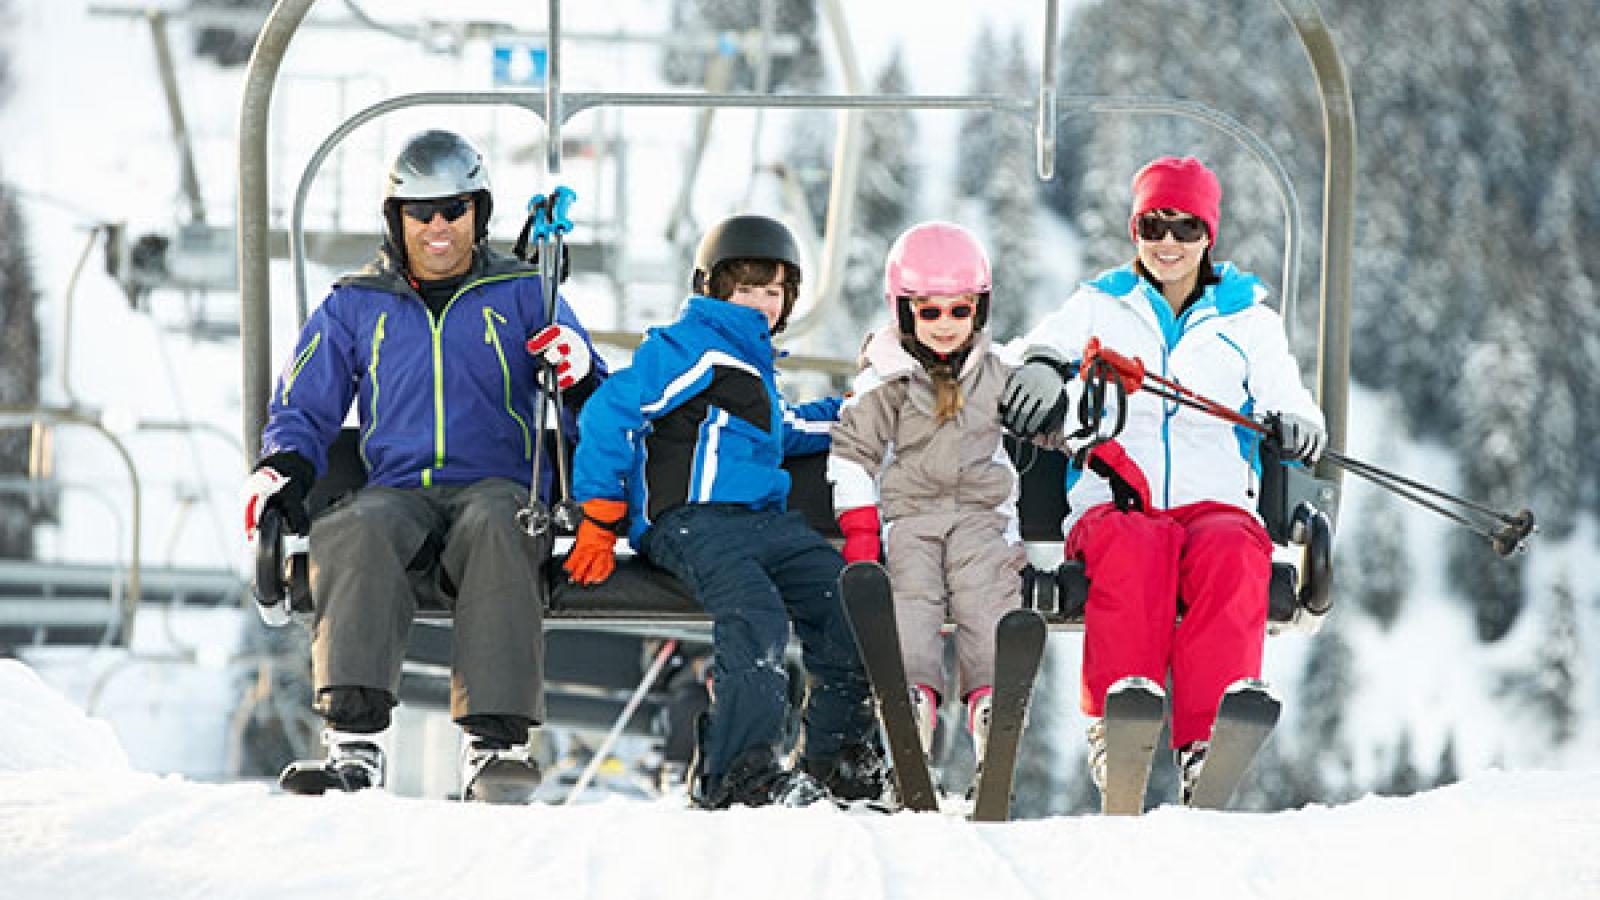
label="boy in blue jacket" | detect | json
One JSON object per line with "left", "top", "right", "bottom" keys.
{"left": 565, "top": 215, "right": 884, "bottom": 809}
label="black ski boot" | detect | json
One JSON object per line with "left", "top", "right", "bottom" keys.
{"left": 801, "top": 742, "right": 888, "bottom": 804}
{"left": 279, "top": 729, "right": 385, "bottom": 795}
{"left": 460, "top": 735, "right": 543, "bottom": 804}
{"left": 692, "top": 746, "right": 831, "bottom": 810}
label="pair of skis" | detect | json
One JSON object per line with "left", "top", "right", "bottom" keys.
{"left": 840, "top": 561, "right": 1047, "bottom": 822}
{"left": 1099, "top": 675, "right": 1281, "bottom": 814}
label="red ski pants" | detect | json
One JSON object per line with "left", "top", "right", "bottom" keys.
{"left": 1065, "top": 501, "right": 1272, "bottom": 747}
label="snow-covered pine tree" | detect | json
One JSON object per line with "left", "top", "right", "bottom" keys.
{"left": 953, "top": 24, "right": 1000, "bottom": 203}
{"left": 1296, "top": 624, "right": 1356, "bottom": 799}
{"left": 1378, "top": 730, "right": 1423, "bottom": 797}
{"left": 0, "top": 178, "right": 38, "bottom": 560}
{"left": 0, "top": 13, "right": 37, "bottom": 561}
{"left": 1347, "top": 486, "right": 1410, "bottom": 629}
{"left": 978, "top": 29, "right": 1042, "bottom": 341}
{"left": 1448, "top": 302, "right": 1533, "bottom": 642}
{"left": 1433, "top": 735, "right": 1459, "bottom": 788}
{"left": 1496, "top": 573, "right": 1580, "bottom": 751}
{"left": 840, "top": 49, "right": 918, "bottom": 333}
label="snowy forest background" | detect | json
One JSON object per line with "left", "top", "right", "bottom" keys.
{"left": 1, "top": 0, "right": 1596, "bottom": 818}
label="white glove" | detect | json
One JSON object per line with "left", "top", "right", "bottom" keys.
{"left": 1265, "top": 412, "right": 1326, "bottom": 465}
{"left": 526, "top": 324, "right": 592, "bottom": 390}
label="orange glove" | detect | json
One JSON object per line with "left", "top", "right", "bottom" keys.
{"left": 564, "top": 498, "right": 628, "bottom": 585}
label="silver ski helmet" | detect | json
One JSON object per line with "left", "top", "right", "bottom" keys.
{"left": 382, "top": 129, "right": 494, "bottom": 248}
{"left": 691, "top": 214, "right": 803, "bottom": 332}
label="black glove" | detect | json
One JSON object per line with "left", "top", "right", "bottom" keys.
{"left": 1262, "top": 412, "right": 1326, "bottom": 465}
{"left": 242, "top": 450, "right": 315, "bottom": 538}
{"left": 1001, "top": 347, "right": 1073, "bottom": 439}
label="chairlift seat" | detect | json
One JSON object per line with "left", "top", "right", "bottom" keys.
{"left": 254, "top": 428, "right": 1334, "bottom": 635}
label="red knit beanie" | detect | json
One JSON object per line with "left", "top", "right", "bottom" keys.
{"left": 1128, "top": 156, "right": 1222, "bottom": 246}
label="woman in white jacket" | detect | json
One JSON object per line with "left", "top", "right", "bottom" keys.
{"left": 1000, "top": 156, "right": 1325, "bottom": 805}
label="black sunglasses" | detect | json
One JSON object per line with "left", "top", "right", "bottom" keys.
{"left": 912, "top": 301, "right": 976, "bottom": 322}
{"left": 1136, "top": 214, "right": 1208, "bottom": 242}
{"left": 400, "top": 196, "right": 473, "bottom": 224}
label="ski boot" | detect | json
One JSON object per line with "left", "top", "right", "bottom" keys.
{"left": 801, "top": 741, "right": 889, "bottom": 805}
{"left": 460, "top": 734, "right": 543, "bottom": 804}
{"left": 692, "top": 746, "right": 830, "bottom": 810}
{"left": 962, "top": 688, "right": 994, "bottom": 811}
{"left": 279, "top": 728, "right": 385, "bottom": 795}
{"left": 911, "top": 684, "right": 940, "bottom": 755}
{"left": 1085, "top": 716, "right": 1107, "bottom": 793}
{"left": 1177, "top": 741, "right": 1208, "bottom": 806}
{"left": 967, "top": 688, "right": 993, "bottom": 767}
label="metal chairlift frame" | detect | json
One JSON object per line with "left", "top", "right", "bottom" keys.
{"left": 239, "top": 0, "right": 1354, "bottom": 493}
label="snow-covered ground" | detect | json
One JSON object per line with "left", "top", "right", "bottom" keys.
{"left": 3, "top": 659, "right": 1597, "bottom": 900}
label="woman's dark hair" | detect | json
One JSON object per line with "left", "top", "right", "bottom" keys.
{"left": 1134, "top": 247, "right": 1219, "bottom": 309}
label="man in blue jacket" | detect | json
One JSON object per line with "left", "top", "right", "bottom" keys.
{"left": 563, "top": 215, "right": 884, "bottom": 809}
{"left": 240, "top": 130, "right": 605, "bottom": 802}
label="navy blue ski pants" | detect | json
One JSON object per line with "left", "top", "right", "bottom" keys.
{"left": 640, "top": 504, "right": 875, "bottom": 776}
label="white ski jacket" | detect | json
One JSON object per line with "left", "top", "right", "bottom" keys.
{"left": 1008, "top": 262, "right": 1323, "bottom": 535}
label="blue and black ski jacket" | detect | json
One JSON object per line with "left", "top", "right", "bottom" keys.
{"left": 572, "top": 296, "right": 840, "bottom": 545}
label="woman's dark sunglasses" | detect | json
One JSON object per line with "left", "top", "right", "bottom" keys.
{"left": 913, "top": 302, "right": 976, "bottom": 322}
{"left": 400, "top": 196, "right": 473, "bottom": 224}
{"left": 1136, "top": 214, "right": 1208, "bottom": 242}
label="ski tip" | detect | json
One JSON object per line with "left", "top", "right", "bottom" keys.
{"left": 841, "top": 560, "right": 888, "bottom": 578}
{"left": 999, "top": 607, "right": 1046, "bottom": 629}
{"left": 1108, "top": 675, "right": 1166, "bottom": 698}
{"left": 1224, "top": 677, "right": 1279, "bottom": 698}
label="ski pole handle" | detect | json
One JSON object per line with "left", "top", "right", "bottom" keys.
{"left": 527, "top": 193, "right": 550, "bottom": 240}
{"left": 548, "top": 186, "right": 577, "bottom": 235}
{"left": 1081, "top": 337, "right": 1145, "bottom": 393}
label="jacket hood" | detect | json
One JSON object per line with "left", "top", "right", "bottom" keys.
{"left": 672, "top": 295, "right": 777, "bottom": 362}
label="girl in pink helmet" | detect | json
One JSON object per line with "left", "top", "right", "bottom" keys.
{"left": 828, "top": 221, "right": 1027, "bottom": 782}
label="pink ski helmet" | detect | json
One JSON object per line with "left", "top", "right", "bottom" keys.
{"left": 883, "top": 221, "right": 992, "bottom": 334}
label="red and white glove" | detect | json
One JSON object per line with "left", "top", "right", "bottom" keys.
{"left": 241, "top": 466, "right": 308, "bottom": 542}
{"left": 526, "top": 325, "right": 592, "bottom": 390}
{"left": 837, "top": 505, "right": 883, "bottom": 564}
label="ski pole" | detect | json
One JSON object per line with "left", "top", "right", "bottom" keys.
{"left": 1077, "top": 339, "right": 1537, "bottom": 556}
{"left": 516, "top": 193, "right": 555, "bottom": 537}
{"left": 541, "top": 186, "right": 582, "bottom": 534}
{"left": 563, "top": 637, "right": 678, "bottom": 805}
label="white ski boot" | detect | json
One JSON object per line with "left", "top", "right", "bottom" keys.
{"left": 460, "top": 735, "right": 542, "bottom": 804}
{"left": 279, "top": 728, "right": 386, "bottom": 795}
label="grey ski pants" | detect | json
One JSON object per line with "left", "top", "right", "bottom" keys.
{"left": 886, "top": 510, "right": 1026, "bottom": 700}
{"left": 308, "top": 477, "right": 550, "bottom": 725}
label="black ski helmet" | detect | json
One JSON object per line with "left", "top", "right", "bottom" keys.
{"left": 691, "top": 214, "right": 803, "bottom": 332}
{"left": 382, "top": 130, "right": 494, "bottom": 251}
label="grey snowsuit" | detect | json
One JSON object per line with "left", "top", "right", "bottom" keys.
{"left": 828, "top": 326, "right": 1026, "bottom": 699}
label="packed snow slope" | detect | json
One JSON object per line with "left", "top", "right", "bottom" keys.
{"left": 2, "top": 660, "right": 1596, "bottom": 900}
